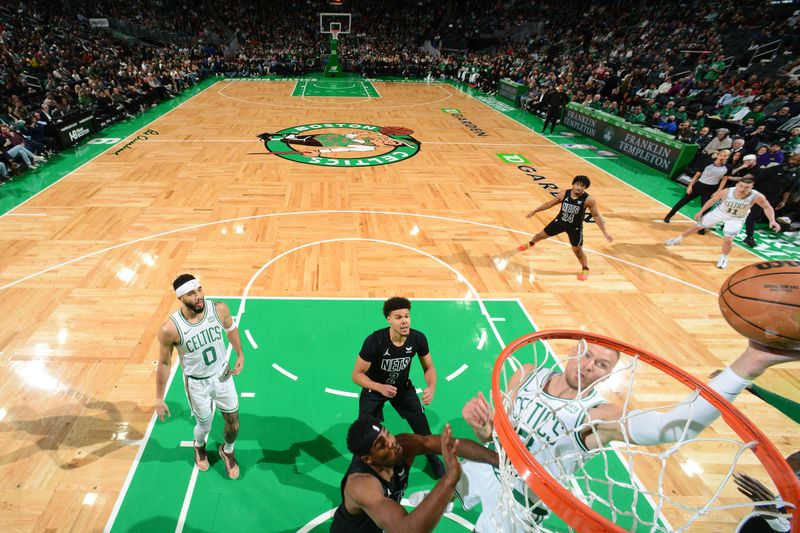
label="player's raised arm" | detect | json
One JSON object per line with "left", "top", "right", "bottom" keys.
{"left": 396, "top": 424, "right": 499, "bottom": 467}
{"left": 216, "top": 302, "right": 245, "bottom": 375}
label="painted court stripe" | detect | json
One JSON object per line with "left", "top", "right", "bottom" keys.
{"left": 324, "top": 387, "right": 359, "bottom": 398}
{"left": 271, "top": 363, "right": 298, "bottom": 381}
{"left": 489, "top": 317, "right": 506, "bottom": 322}
{"left": 445, "top": 364, "right": 469, "bottom": 381}
{"left": 477, "top": 330, "right": 488, "bottom": 350}
{"left": 244, "top": 329, "right": 258, "bottom": 349}
{"left": 175, "top": 465, "right": 200, "bottom": 533}
{"left": 241, "top": 392, "right": 256, "bottom": 398}
{"left": 180, "top": 441, "right": 194, "bottom": 447}
{"left": 415, "top": 387, "right": 423, "bottom": 394}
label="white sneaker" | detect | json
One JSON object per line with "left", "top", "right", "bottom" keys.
{"left": 33, "top": 155, "right": 45, "bottom": 162}
{"left": 716, "top": 256, "right": 728, "bottom": 269}
{"left": 664, "top": 237, "right": 682, "bottom": 246}
{"left": 777, "top": 216, "right": 791, "bottom": 224}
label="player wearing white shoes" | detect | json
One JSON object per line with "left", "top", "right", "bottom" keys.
{"left": 155, "top": 274, "right": 245, "bottom": 479}
{"left": 664, "top": 178, "right": 780, "bottom": 268}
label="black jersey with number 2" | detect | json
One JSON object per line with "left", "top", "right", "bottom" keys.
{"left": 359, "top": 328, "right": 429, "bottom": 388}
{"left": 555, "top": 191, "right": 589, "bottom": 228}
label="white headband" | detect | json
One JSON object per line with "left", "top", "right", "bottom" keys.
{"left": 175, "top": 279, "right": 200, "bottom": 297}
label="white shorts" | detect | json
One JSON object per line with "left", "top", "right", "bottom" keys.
{"left": 459, "top": 460, "right": 546, "bottom": 532}
{"left": 699, "top": 209, "right": 745, "bottom": 237}
{"left": 183, "top": 369, "right": 238, "bottom": 420}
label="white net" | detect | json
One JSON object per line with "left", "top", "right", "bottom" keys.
{"left": 490, "top": 335, "right": 795, "bottom": 532}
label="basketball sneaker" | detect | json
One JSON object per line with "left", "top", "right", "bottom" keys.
{"left": 517, "top": 241, "right": 534, "bottom": 252}
{"left": 664, "top": 237, "right": 682, "bottom": 246}
{"left": 194, "top": 443, "right": 209, "bottom": 471}
{"left": 577, "top": 268, "right": 590, "bottom": 281}
{"left": 716, "top": 256, "right": 728, "bottom": 269}
{"left": 219, "top": 444, "right": 240, "bottom": 479}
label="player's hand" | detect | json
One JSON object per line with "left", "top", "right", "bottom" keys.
{"left": 733, "top": 472, "right": 779, "bottom": 514}
{"left": 440, "top": 423, "right": 462, "bottom": 482}
{"left": 462, "top": 391, "right": 492, "bottom": 431}
{"left": 769, "top": 221, "right": 781, "bottom": 231}
{"left": 776, "top": 201, "right": 786, "bottom": 210}
{"left": 525, "top": 210, "right": 535, "bottom": 218}
{"left": 156, "top": 400, "right": 171, "bottom": 422}
{"left": 230, "top": 356, "right": 244, "bottom": 376}
{"left": 379, "top": 384, "right": 397, "bottom": 398}
{"left": 422, "top": 387, "right": 435, "bottom": 405}
{"left": 693, "top": 211, "right": 702, "bottom": 221}
{"left": 605, "top": 233, "right": 614, "bottom": 243}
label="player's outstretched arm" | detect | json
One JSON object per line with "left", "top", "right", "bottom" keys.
{"left": 348, "top": 425, "right": 462, "bottom": 533}
{"left": 155, "top": 322, "right": 177, "bottom": 422}
{"left": 397, "top": 423, "right": 499, "bottom": 467}
{"left": 526, "top": 192, "right": 564, "bottom": 218}
{"left": 216, "top": 302, "right": 244, "bottom": 375}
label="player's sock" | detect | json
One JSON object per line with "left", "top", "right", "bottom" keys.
{"left": 194, "top": 439, "right": 205, "bottom": 447}
{"left": 223, "top": 442, "right": 235, "bottom": 454}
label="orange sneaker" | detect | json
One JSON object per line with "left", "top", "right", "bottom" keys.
{"left": 517, "top": 242, "right": 534, "bottom": 252}
{"left": 194, "top": 444, "right": 209, "bottom": 471}
{"left": 577, "top": 268, "right": 589, "bottom": 281}
{"left": 219, "top": 444, "right": 240, "bottom": 479}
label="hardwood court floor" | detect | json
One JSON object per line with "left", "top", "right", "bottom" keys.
{"left": 0, "top": 79, "right": 797, "bottom": 532}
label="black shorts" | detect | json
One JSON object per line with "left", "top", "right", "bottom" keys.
{"left": 358, "top": 380, "right": 424, "bottom": 421}
{"left": 544, "top": 219, "right": 584, "bottom": 247}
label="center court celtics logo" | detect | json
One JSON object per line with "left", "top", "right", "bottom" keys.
{"left": 256, "top": 123, "right": 420, "bottom": 167}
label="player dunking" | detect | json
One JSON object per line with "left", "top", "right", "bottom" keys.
{"left": 459, "top": 339, "right": 799, "bottom": 532}
{"left": 352, "top": 297, "right": 445, "bottom": 478}
{"left": 518, "top": 175, "right": 613, "bottom": 280}
{"left": 155, "top": 274, "right": 245, "bottom": 479}
{"left": 664, "top": 178, "right": 780, "bottom": 268}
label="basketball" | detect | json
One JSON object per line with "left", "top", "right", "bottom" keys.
{"left": 380, "top": 126, "right": 414, "bottom": 136}
{"left": 718, "top": 261, "right": 800, "bottom": 350}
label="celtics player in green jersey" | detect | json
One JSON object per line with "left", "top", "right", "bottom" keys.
{"left": 155, "top": 274, "right": 245, "bottom": 479}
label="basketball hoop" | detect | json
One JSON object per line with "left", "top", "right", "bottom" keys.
{"left": 330, "top": 28, "right": 340, "bottom": 41}
{"left": 490, "top": 330, "right": 800, "bottom": 532}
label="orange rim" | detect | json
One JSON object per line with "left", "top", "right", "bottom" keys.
{"left": 491, "top": 330, "right": 800, "bottom": 532}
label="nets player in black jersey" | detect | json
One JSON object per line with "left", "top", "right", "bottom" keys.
{"left": 517, "top": 175, "right": 613, "bottom": 281}
{"left": 330, "top": 417, "right": 498, "bottom": 533}
{"left": 352, "top": 297, "right": 445, "bottom": 477}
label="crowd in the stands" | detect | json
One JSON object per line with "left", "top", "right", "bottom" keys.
{"left": 2, "top": 0, "right": 799, "bottom": 203}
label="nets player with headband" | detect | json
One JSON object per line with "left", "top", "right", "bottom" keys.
{"left": 351, "top": 297, "right": 445, "bottom": 478}
{"left": 330, "top": 419, "right": 498, "bottom": 532}
{"left": 664, "top": 177, "right": 780, "bottom": 268}
{"left": 518, "top": 175, "right": 613, "bottom": 281}
{"left": 155, "top": 274, "right": 245, "bottom": 479}
{"left": 458, "top": 336, "right": 799, "bottom": 532}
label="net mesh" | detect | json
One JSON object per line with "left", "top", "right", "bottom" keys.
{"left": 491, "top": 335, "right": 795, "bottom": 532}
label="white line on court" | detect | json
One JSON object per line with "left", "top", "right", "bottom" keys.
{"left": 179, "top": 441, "right": 194, "bottom": 447}
{"left": 2, "top": 80, "right": 220, "bottom": 219}
{"left": 175, "top": 465, "right": 199, "bottom": 533}
{"left": 271, "top": 363, "right": 298, "bottom": 381}
{"left": 244, "top": 329, "right": 259, "bottom": 349}
{"left": 0, "top": 209, "right": 719, "bottom": 297}
{"left": 103, "top": 362, "right": 180, "bottom": 533}
{"left": 241, "top": 392, "right": 256, "bottom": 398}
{"left": 368, "top": 80, "right": 382, "bottom": 97}
{"left": 445, "top": 364, "right": 469, "bottom": 381}
{"left": 490, "top": 317, "right": 506, "bottom": 322}
{"left": 477, "top": 329, "right": 488, "bottom": 350}
{"left": 216, "top": 79, "right": 454, "bottom": 110}
{"left": 324, "top": 387, "right": 359, "bottom": 398}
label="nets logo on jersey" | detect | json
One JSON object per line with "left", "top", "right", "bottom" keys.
{"left": 257, "top": 123, "right": 420, "bottom": 167}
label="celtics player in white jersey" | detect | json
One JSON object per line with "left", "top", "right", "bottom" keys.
{"left": 664, "top": 178, "right": 780, "bottom": 268}
{"left": 459, "top": 339, "right": 799, "bottom": 532}
{"left": 155, "top": 274, "right": 245, "bottom": 479}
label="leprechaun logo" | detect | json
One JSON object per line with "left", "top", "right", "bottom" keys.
{"left": 257, "top": 123, "right": 420, "bottom": 167}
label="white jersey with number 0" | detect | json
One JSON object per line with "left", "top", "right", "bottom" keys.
{"left": 170, "top": 300, "right": 228, "bottom": 378}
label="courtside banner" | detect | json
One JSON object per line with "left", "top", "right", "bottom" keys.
{"left": 562, "top": 103, "right": 698, "bottom": 179}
